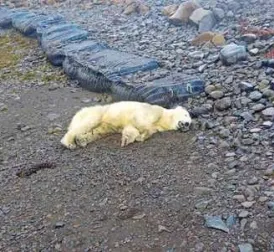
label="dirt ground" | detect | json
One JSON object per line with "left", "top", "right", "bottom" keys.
{"left": 0, "top": 31, "right": 273, "bottom": 252}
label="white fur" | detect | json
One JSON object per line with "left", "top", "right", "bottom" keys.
{"left": 61, "top": 101, "right": 191, "bottom": 149}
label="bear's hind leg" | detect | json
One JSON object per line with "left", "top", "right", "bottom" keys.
{"left": 61, "top": 117, "right": 101, "bottom": 149}
{"left": 135, "top": 128, "right": 157, "bottom": 142}
{"left": 75, "top": 130, "right": 104, "bottom": 147}
{"left": 121, "top": 125, "right": 141, "bottom": 147}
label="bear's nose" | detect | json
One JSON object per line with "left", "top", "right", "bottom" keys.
{"left": 184, "top": 122, "right": 190, "bottom": 127}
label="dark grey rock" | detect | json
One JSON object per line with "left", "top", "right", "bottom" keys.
{"left": 226, "top": 215, "right": 237, "bottom": 228}
{"left": 215, "top": 97, "right": 231, "bottom": 111}
{"left": 204, "top": 215, "right": 229, "bottom": 233}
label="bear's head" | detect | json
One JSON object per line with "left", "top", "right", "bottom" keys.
{"left": 170, "top": 106, "right": 192, "bottom": 131}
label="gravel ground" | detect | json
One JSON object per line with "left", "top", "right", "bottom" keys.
{"left": 1, "top": 0, "right": 274, "bottom": 251}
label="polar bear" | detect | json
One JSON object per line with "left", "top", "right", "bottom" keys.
{"left": 60, "top": 101, "right": 192, "bottom": 149}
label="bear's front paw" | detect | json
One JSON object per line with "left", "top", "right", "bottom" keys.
{"left": 75, "top": 135, "right": 88, "bottom": 148}
{"left": 61, "top": 135, "right": 76, "bottom": 150}
{"left": 121, "top": 134, "right": 137, "bottom": 147}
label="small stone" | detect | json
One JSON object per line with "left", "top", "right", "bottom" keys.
{"left": 240, "top": 111, "right": 254, "bottom": 122}
{"left": 209, "top": 90, "right": 224, "bottom": 99}
{"left": 0, "top": 103, "right": 8, "bottom": 112}
{"left": 247, "top": 177, "right": 259, "bottom": 185}
{"left": 215, "top": 97, "right": 231, "bottom": 111}
{"left": 226, "top": 215, "right": 237, "bottom": 228}
{"left": 204, "top": 215, "right": 229, "bottom": 233}
{"left": 132, "top": 213, "right": 146, "bottom": 220}
{"left": 240, "top": 218, "right": 248, "bottom": 230}
{"left": 213, "top": 8, "right": 225, "bottom": 20}
{"left": 251, "top": 104, "right": 265, "bottom": 112}
{"left": 241, "top": 201, "right": 256, "bottom": 208}
{"left": 47, "top": 113, "right": 60, "bottom": 121}
{"left": 265, "top": 165, "right": 274, "bottom": 176}
{"left": 262, "top": 107, "right": 274, "bottom": 119}
{"left": 205, "top": 85, "right": 216, "bottom": 94}
{"left": 241, "top": 33, "right": 257, "bottom": 43}
{"left": 54, "top": 222, "right": 65, "bottom": 228}
{"left": 258, "top": 196, "right": 268, "bottom": 202}
{"left": 233, "top": 195, "right": 245, "bottom": 203}
{"left": 226, "top": 10, "right": 234, "bottom": 18}
{"left": 249, "top": 91, "right": 263, "bottom": 101}
{"left": 195, "top": 200, "right": 212, "bottom": 210}
{"left": 194, "top": 242, "right": 205, "bottom": 252}
{"left": 219, "top": 128, "right": 230, "bottom": 138}
{"left": 188, "top": 51, "right": 204, "bottom": 60}
{"left": 158, "top": 225, "right": 171, "bottom": 233}
{"left": 81, "top": 98, "right": 92, "bottom": 103}
{"left": 194, "top": 187, "right": 213, "bottom": 195}
{"left": 241, "top": 138, "right": 254, "bottom": 145}
{"left": 250, "top": 221, "right": 258, "bottom": 229}
{"left": 190, "top": 8, "right": 211, "bottom": 25}
{"left": 239, "top": 81, "right": 254, "bottom": 91}
{"left": 262, "top": 121, "right": 273, "bottom": 128}
{"left": 198, "top": 64, "right": 207, "bottom": 72}
{"left": 249, "top": 48, "right": 259, "bottom": 55}
{"left": 238, "top": 243, "right": 254, "bottom": 252}
{"left": 48, "top": 126, "right": 62, "bottom": 135}
{"left": 48, "top": 83, "right": 59, "bottom": 91}
{"left": 267, "top": 201, "right": 274, "bottom": 210}
{"left": 20, "top": 125, "right": 31, "bottom": 132}
{"left": 238, "top": 210, "right": 250, "bottom": 218}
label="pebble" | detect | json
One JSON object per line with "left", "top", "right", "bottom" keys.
{"left": 209, "top": 90, "right": 224, "bottom": 99}
{"left": 195, "top": 200, "right": 212, "bottom": 210}
{"left": 249, "top": 48, "right": 259, "bottom": 55}
{"left": 188, "top": 51, "right": 205, "bottom": 60}
{"left": 226, "top": 215, "right": 237, "bottom": 228}
{"left": 48, "top": 83, "right": 60, "bottom": 91}
{"left": 204, "top": 215, "right": 229, "bottom": 233}
{"left": 0, "top": 103, "right": 8, "bottom": 112}
{"left": 158, "top": 225, "right": 170, "bottom": 233}
{"left": 248, "top": 91, "right": 263, "bottom": 101}
{"left": 258, "top": 196, "right": 268, "bottom": 202}
{"left": 267, "top": 201, "right": 274, "bottom": 210}
{"left": 239, "top": 82, "right": 254, "bottom": 91}
{"left": 215, "top": 97, "right": 231, "bottom": 111}
{"left": 54, "top": 222, "right": 65, "bottom": 228}
{"left": 241, "top": 201, "right": 256, "bottom": 208}
{"left": 47, "top": 113, "right": 60, "bottom": 121}
{"left": 233, "top": 195, "right": 245, "bottom": 202}
{"left": 194, "top": 187, "right": 213, "bottom": 195}
{"left": 262, "top": 107, "right": 274, "bottom": 119}
{"left": 265, "top": 165, "right": 274, "bottom": 176}
{"left": 238, "top": 210, "right": 250, "bottom": 218}
{"left": 247, "top": 177, "right": 259, "bottom": 185}
{"left": 250, "top": 221, "right": 258, "bottom": 229}
{"left": 238, "top": 243, "right": 254, "bottom": 252}
{"left": 262, "top": 121, "right": 273, "bottom": 128}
